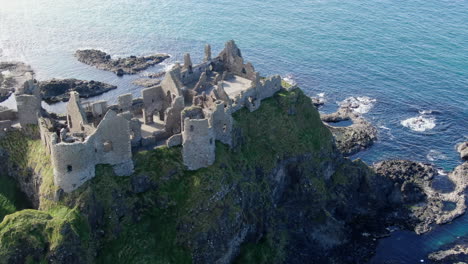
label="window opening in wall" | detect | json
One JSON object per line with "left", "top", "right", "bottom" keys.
{"left": 103, "top": 140, "right": 113, "bottom": 152}
{"left": 68, "top": 115, "right": 73, "bottom": 128}
{"left": 242, "top": 68, "right": 247, "bottom": 74}
{"left": 190, "top": 125, "right": 194, "bottom": 132}
{"left": 67, "top": 165, "right": 73, "bottom": 172}
{"left": 210, "top": 138, "right": 213, "bottom": 144}
{"left": 223, "top": 124, "right": 227, "bottom": 133}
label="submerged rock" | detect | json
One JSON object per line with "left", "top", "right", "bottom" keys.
{"left": 75, "top": 49, "right": 170, "bottom": 76}
{"left": 39, "top": 78, "right": 117, "bottom": 103}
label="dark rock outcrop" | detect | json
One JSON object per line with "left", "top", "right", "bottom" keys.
{"left": 374, "top": 160, "right": 467, "bottom": 234}
{"left": 321, "top": 106, "right": 377, "bottom": 156}
{"left": 75, "top": 49, "right": 170, "bottom": 76}
{"left": 39, "top": 78, "right": 117, "bottom": 103}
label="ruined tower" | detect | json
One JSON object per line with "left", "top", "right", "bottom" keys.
{"left": 182, "top": 107, "right": 215, "bottom": 170}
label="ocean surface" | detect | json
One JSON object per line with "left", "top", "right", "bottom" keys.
{"left": 0, "top": 0, "right": 467, "bottom": 262}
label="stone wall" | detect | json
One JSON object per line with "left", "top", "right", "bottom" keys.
{"left": 142, "top": 86, "right": 166, "bottom": 124}
{"left": 16, "top": 94, "right": 41, "bottom": 127}
{"left": 0, "top": 109, "right": 17, "bottom": 121}
{"left": 50, "top": 110, "right": 133, "bottom": 192}
{"left": 66, "top": 92, "right": 90, "bottom": 134}
{"left": 182, "top": 107, "right": 216, "bottom": 170}
{"left": 208, "top": 101, "right": 233, "bottom": 146}
{"left": 164, "top": 96, "right": 185, "bottom": 135}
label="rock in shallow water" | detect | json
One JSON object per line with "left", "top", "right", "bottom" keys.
{"left": 321, "top": 103, "right": 377, "bottom": 156}
{"left": 39, "top": 78, "right": 117, "bottom": 103}
{"left": 75, "top": 49, "right": 170, "bottom": 76}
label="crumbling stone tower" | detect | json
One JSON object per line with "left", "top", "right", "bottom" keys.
{"left": 182, "top": 107, "right": 215, "bottom": 170}
{"left": 15, "top": 72, "right": 41, "bottom": 127}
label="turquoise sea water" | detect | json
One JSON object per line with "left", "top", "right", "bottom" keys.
{"left": 0, "top": 0, "right": 467, "bottom": 262}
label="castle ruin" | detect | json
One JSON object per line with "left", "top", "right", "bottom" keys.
{"left": 1, "top": 41, "right": 285, "bottom": 192}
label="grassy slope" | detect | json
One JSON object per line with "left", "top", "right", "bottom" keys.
{"left": 92, "top": 89, "right": 334, "bottom": 263}
{"left": 0, "top": 89, "right": 336, "bottom": 263}
{"left": 0, "top": 129, "right": 89, "bottom": 263}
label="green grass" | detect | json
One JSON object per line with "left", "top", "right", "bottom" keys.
{"left": 0, "top": 206, "right": 90, "bottom": 262}
{"left": 0, "top": 128, "right": 56, "bottom": 210}
{"left": 0, "top": 128, "right": 89, "bottom": 262}
{"left": 93, "top": 89, "right": 335, "bottom": 263}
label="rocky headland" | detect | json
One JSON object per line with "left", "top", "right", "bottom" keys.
{"left": 39, "top": 78, "right": 117, "bottom": 104}
{"left": 0, "top": 85, "right": 466, "bottom": 264}
{"left": 75, "top": 49, "right": 170, "bottom": 76}
{"left": 320, "top": 101, "right": 377, "bottom": 156}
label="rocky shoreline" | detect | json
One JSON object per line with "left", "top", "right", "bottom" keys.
{"left": 374, "top": 159, "right": 467, "bottom": 234}
{"left": 39, "top": 78, "right": 117, "bottom": 103}
{"left": 75, "top": 49, "right": 170, "bottom": 76}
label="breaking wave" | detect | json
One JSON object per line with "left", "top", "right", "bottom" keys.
{"left": 401, "top": 115, "right": 436, "bottom": 132}
{"left": 426, "top": 150, "right": 448, "bottom": 161}
{"left": 339, "top": 96, "right": 376, "bottom": 114}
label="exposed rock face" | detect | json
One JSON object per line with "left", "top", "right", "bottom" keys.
{"left": 0, "top": 62, "right": 35, "bottom": 102}
{"left": 75, "top": 49, "right": 170, "bottom": 76}
{"left": 311, "top": 97, "right": 325, "bottom": 107}
{"left": 457, "top": 142, "right": 468, "bottom": 160}
{"left": 321, "top": 106, "right": 377, "bottom": 156}
{"left": 374, "top": 160, "right": 468, "bottom": 234}
{"left": 39, "top": 78, "right": 117, "bottom": 103}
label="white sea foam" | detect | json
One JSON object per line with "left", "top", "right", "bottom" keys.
{"left": 401, "top": 115, "right": 436, "bottom": 132}
{"left": 339, "top": 96, "right": 376, "bottom": 114}
{"left": 427, "top": 150, "right": 448, "bottom": 161}
{"left": 379, "top": 125, "right": 390, "bottom": 130}
{"left": 419, "top": 110, "right": 433, "bottom": 115}
{"left": 163, "top": 62, "right": 176, "bottom": 72}
{"left": 437, "top": 169, "right": 448, "bottom": 176}
{"left": 317, "top": 92, "right": 325, "bottom": 98}
{"left": 282, "top": 74, "right": 297, "bottom": 87}
{"left": 1, "top": 70, "right": 11, "bottom": 76}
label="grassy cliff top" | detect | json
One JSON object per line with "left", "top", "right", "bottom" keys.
{"left": 0, "top": 88, "right": 338, "bottom": 263}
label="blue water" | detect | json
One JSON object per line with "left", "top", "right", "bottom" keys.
{"left": 0, "top": 0, "right": 467, "bottom": 262}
